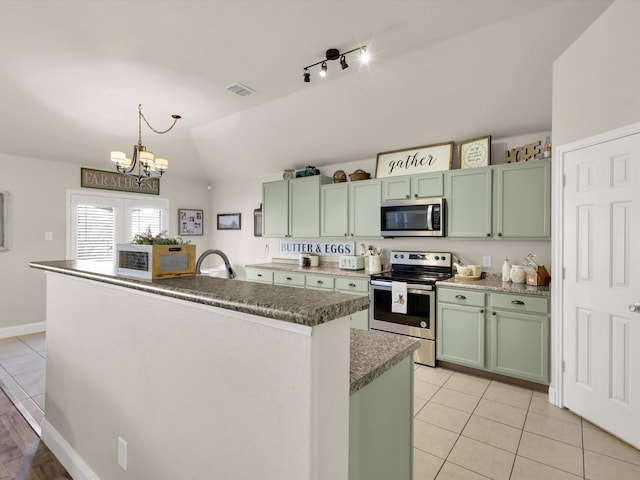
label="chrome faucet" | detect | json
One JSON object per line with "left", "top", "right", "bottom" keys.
{"left": 195, "top": 249, "right": 237, "bottom": 279}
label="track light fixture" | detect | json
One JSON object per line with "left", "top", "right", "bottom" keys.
{"left": 302, "top": 45, "right": 368, "bottom": 83}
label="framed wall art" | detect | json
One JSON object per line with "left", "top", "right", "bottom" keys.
{"left": 459, "top": 135, "right": 491, "bottom": 169}
{"left": 178, "top": 209, "right": 203, "bottom": 236}
{"left": 375, "top": 141, "right": 453, "bottom": 178}
{"left": 217, "top": 213, "right": 241, "bottom": 231}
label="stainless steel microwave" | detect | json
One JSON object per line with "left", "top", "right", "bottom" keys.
{"left": 380, "top": 198, "right": 445, "bottom": 237}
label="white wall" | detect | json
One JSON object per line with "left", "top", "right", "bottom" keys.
{"left": 0, "top": 153, "right": 211, "bottom": 332}
{"left": 208, "top": 131, "right": 553, "bottom": 278}
{"left": 553, "top": 1, "right": 638, "bottom": 147}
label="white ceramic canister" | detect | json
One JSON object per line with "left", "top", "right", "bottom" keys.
{"left": 368, "top": 255, "right": 382, "bottom": 273}
{"left": 502, "top": 257, "right": 511, "bottom": 282}
{"left": 510, "top": 265, "right": 526, "bottom": 284}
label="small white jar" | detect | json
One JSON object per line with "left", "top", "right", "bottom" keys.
{"left": 510, "top": 265, "right": 526, "bottom": 284}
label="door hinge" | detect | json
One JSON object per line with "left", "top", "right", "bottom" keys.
{"left": 562, "top": 267, "right": 566, "bottom": 280}
{"left": 562, "top": 174, "right": 566, "bottom": 187}
{"left": 562, "top": 360, "right": 566, "bottom": 373}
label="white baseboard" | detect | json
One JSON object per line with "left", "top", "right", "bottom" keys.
{"left": 0, "top": 322, "right": 45, "bottom": 339}
{"left": 41, "top": 418, "right": 101, "bottom": 480}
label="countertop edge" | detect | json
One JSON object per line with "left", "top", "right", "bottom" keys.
{"left": 436, "top": 277, "right": 551, "bottom": 297}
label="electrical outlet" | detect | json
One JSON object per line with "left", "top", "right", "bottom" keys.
{"left": 482, "top": 256, "right": 492, "bottom": 267}
{"left": 118, "top": 436, "right": 127, "bottom": 470}
{"left": 45, "top": 231, "right": 53, "bottom": 241}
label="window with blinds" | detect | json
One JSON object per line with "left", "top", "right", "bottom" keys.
{"left": 76, "top": 204, "right": 116, "bottom": 261}
{"left": 131, "top": 207, "right": 163, "bottom": 239}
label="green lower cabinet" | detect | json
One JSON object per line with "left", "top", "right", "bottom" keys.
{"left": 349, "top": 356, "right": 413, "bottom": 480}
{"left": 437, "top": 302, "right": 486, "bottom": 369}
{"left": 246, "top": 268, "right": 370, "bottom": 329}
{"left": 488, "top": 309, "right": 550, "bottom": 384}
{"left": 437, "top": 287, "right": 550, "bottom": 385}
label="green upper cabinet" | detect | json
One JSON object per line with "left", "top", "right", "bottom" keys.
{"left": 349, "top": 179, "right": 382, "bottom": 238}
{"left": 445, "top": 168, "right": 493, "bottom": 238}
{"left": 381, "top": 172, "right": 443, "bottom": 201}
{"left": 263, "top": 176, "right": 331, "bottom": 238}
{"left": 321, "top": 183, "right": 349, "bottom": 237}
{"left": 446, "top": 160, "right": 551, "bottom": 239}
{"left": 321, "top": 179, "right": 381, "bottom": 238}
{"left": 493, "top": 159, "right": 551, "bottom": 239}
{"left": 262, "top": 180, "right": 290, "bottom": 237}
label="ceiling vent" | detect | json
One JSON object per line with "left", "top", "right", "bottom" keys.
{"left": 226, "top": 83, "right": 256, "bottom": 97}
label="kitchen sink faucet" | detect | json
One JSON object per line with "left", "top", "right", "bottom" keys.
{"left": 195, "top": 249, "right": 237, "bottom": 279}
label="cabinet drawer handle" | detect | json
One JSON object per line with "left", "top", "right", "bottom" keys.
{"left": 349, "top": 283, "right": 356, "bottom": 288}
{"left": 511, "top": 300, "right": 525, "bottom": 305}
{"left": 286, "top": 277, "right": 292, "bottom": 281}
{"left": 257, "top": 274, "right": 262, "bottom": 277}
{"left": 317, "top": 280, "right": 323, "bottom": 285}
{"left": 455, "top": 295, "right": 466, "bottom": 300}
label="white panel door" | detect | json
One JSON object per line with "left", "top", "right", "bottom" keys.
{"left": 562, "top": 133, "right": 640, "bottom": 448}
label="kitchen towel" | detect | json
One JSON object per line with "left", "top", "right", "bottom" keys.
{"left": 391, "top": 281, "right": 407, "bottom": 314}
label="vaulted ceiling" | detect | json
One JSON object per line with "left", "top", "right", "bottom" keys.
{"left": 0, "top": 0, "right": 611, "bottom": 181}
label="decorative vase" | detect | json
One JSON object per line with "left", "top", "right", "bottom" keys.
{"left": 283, "top": 169, "right": 295, "bottom": 180}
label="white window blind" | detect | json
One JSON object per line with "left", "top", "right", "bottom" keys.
{"left": 131, "top": 207, "right": 163, "bottom": 239}
{"left": 76, "top": 204, "right": 116, "bottom": 261}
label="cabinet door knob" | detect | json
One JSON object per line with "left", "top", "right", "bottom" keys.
{"left": 414, "top": 193, "right": 418, "bottom": 198}
{"left": 406, "top": 194, "right": 410, "bottom": 199}
{"left": 498, "top": 232, "right": 503, "bottom": 237}
{"left": 492, "top": 311, "right": 496, "bottom": 315}
{"left": 480, "top": 309, "right": 484, "bottom": 313}
{"left": 455, "top": 295, "right": 466, "bottom": 300}
{"left": 344, "top": 233, "right": 347, "bottom": 236}
{"left": 486, "top": 233, "right": 491, "bottom": 237}
{"left": 511, "top": 300, "right": 525, "bottom": 305}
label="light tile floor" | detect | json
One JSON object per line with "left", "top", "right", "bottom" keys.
{"left": 413, "top": 365, "right": 640, "bottom": 480}
{"left": 0, "top": 333, "right": 639, "bottom": 480}
{"left": 0, "top": 332, "right": 46, "bottom": 435}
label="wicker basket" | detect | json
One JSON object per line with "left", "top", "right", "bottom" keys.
{"left": 349, "top": 170, "right": 371, "bottom": 181}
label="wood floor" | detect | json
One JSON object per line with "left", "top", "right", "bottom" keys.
{"left": 0, "top": 389, "right": 70, "bottom": 480}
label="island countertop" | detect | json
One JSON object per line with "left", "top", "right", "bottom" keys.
{"left": 349, "top": 329, "right": 420, "bottom": 395}
{"left": 29, "top": 260, "right": 369, "bottom": 327}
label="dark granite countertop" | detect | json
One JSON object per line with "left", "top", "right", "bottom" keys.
{"left": 29, "top": 260, "right": 369, "bottom": 327}
{"left": 350, "top": 329, "right": 420, "bottom": 395}
{"left": 437, "top": 273, "right": 551, "bottom": 297}
{"left": 246, "top": 259, "right": 377, "bottom": 278}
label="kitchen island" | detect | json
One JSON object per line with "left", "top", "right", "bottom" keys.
{"left": 30, "top": 260, "right": 418, "bottom": 480}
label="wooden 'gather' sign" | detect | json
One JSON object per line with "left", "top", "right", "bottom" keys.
{"left": 375, "top": 142, "right": 453, "bottom": 178}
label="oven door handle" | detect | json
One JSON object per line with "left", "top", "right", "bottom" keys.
{"left": 427, "top": 204, "right": 433, "bottom": 231}
{"left": 370, "top": 280, "right": 434, "bottom": 292}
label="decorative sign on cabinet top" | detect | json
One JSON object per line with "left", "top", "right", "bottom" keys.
{"left": 375, "top": 142, "right": 453, "bottom": 178}
{"left": 81, "top": 168, "right": 160, "bottom": 195}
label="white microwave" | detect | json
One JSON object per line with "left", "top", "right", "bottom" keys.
{"left": 380, "top": 198, "right": 445, "bottom": 237}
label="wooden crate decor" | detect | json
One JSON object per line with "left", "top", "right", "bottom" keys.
{"left": 505, "top": 141, "right": 541, "bottom": 163}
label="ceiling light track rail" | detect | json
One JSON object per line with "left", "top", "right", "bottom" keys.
{"left": 303, "top": 45, "right": 368, "bottom": 83}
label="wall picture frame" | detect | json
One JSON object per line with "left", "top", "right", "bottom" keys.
{"left": 217, "top": 213, "right": 241, "bottom": 231}
{"left": 178, "top": 209, "right": 204, "bottom": 236}
{"left": 459, "top": 135, "right": 491, "bottom": 169}
{"left": 375, "top": 141, "right": 453, "bottom": 178}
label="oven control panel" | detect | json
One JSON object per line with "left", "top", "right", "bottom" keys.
{"left": 390, "top": 251, "right": 451, "bottom": 267}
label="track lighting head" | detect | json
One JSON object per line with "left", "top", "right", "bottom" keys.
{"left": 360, "top": 46, "right": 369, "bottom": 63}
{"left": 319, "top": 62, "right": 327, "bottom": 77}
{"left": 302, "top": 44, "right": 367, "bottom": 83}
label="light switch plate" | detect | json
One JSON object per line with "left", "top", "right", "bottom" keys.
{"left": 482, "top": 256, "right": 492, "bottom": 267}
{"left": 45, "top": 232, "right": 53, "bottom": 241}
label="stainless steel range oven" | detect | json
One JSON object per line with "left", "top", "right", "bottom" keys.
{"left": 370, "top": 251, "right": 453, "bottom": 367}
